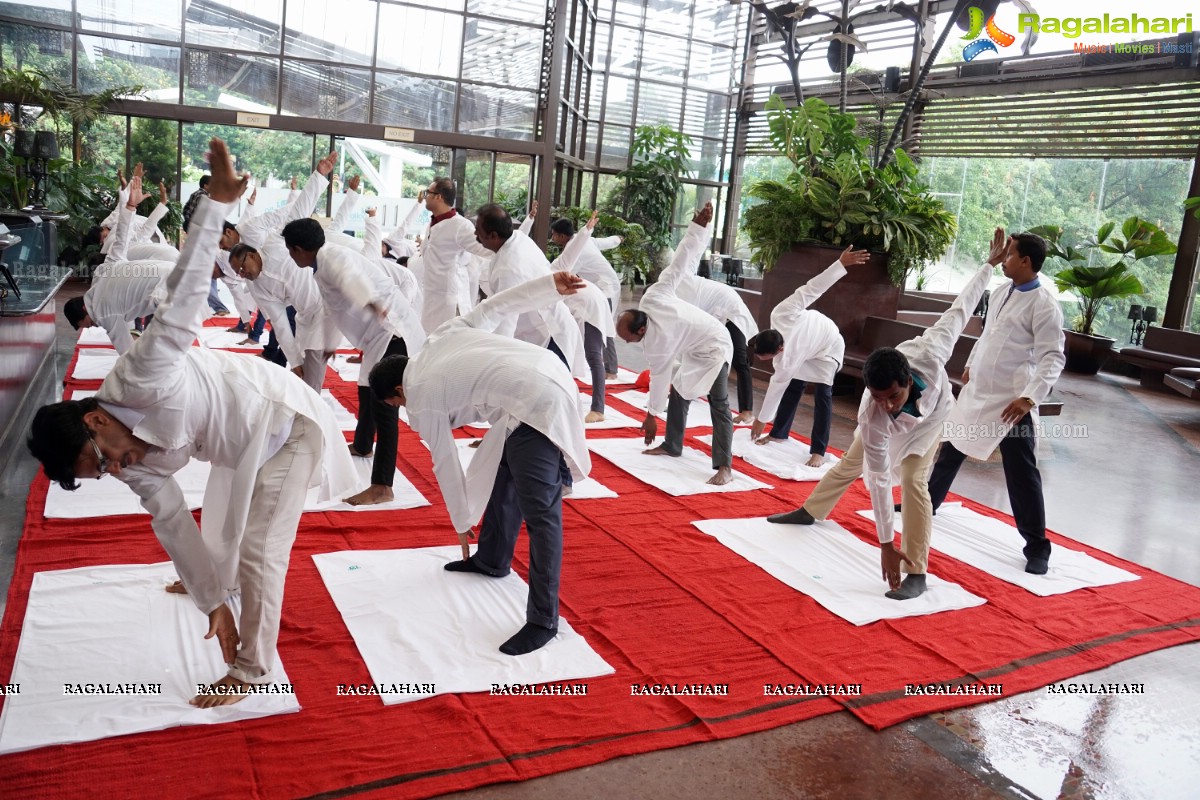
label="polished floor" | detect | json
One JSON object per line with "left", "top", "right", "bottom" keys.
{"left": 2, "top": 282, "right": 1198, "bottom": 799}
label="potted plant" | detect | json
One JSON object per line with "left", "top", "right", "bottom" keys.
{"left": 1032, "top": 217, "right": 1176, "bottom": 375}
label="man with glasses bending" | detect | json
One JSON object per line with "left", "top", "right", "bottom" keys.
{"left": 26, "top": 139, "right": 357, "bottom": 707}
{"left": 406, "top": 178, "right": 493, "bottom": 333}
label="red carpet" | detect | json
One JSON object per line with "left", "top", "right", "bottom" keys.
{"left": 2, "top": 333, "right": 1199, "bottom": 798}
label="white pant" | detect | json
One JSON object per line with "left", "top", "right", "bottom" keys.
{"left": 301, "top": 349, "right": 328, "bottom": 393}
{"left": 228, "top": 414, "right": 322, "bottom": 683}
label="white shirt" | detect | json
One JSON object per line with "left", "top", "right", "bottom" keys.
{"left": 409, "top": 212, "right": 490, "bottom": 299}
{"left": 313, "top": 242, "right": 425, "bottom": 357}
{"left": 638, "top": 220, "right": 732, "bottom": 414}
{"left": 404, "top": 274, "right": 590, "bottom": 533}
{"left": 860, "top": 261, "right": 994, "bottom": 544}
{"left": 945, "top": 278, "right": 1065, "bottom": 459}
{"left": 658, "top": 222, "right": 758, "bottom": 339}
{"left": 125, "top": 241, "right": 179, "bottom": 262}
{"left": 97, "top": 197, "right": 358, "bottom": 615}
{"left": 244, "top": 235, "right": 337, "bottom": 367}
{"left": 758, "top": 260, "right": 848, "bottom": 421}
{"left": 237, "top": 171, "right": 328, "bottom": 250}
{"left": 85, "top": 259, "right": 173, "bottom": 354}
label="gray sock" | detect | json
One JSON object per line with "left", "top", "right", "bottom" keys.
{"left": 767, "top": 506, "right": 815, "bottom": 525}
{"left": 885, "top": 574, "right": 927, "bottom": 600}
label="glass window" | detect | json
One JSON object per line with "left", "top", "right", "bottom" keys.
{"left": 645, "top": 0, "right": 692, "bottom": 40}
{"left": 688, "top": 41, "right": 734, "bottom": 91}
{"left": 688, "top": 137, "right": 723, "bottom": 181}
{"left": 494, "top": 153, "right": 531, "bottom": 207}
{"left": 603, "top": 74, "right": 634, "bottom": 126}
{"left": 599, "top": 124, "right": 630, "bottom": 170}
{"left": 184, "top": 0, "right": 283, "bottom": 55}
{"left": 1, "top": 24, "right": 72, "bottom": 82}
{"left": 640, "top": 32, "right": 688, "bottom": 81}
{"left": 130, "top": 117, "right": 180, "bottom": 187}
{"left": 466, "top": 0, "right": 544, "bottom": 26}
{"left": 461, "top": 18, "right": 541, "bottom": 90}
{"left": 462, "top": 149, "right": 493, "bottom": 212}
{"left": 0, "top": 0, "right": 72, "bottom": 28}
{"left": 283, "top": 0, "right": 377, "bottom": 66}
{"left": 681, "top": 89, "right": 729, "bottom": 140}
{"left": 592, "top": 21, "right": 611, "bottom": 71}
{"left": 182, "top": 122, "right": 316, "bottom": 220}
{"left": 588, "top": 72, "right": 606, "bottom": 120}
{"left": 280, "top": 61, "right": 371, "bottom": 123}
{"left": 77, "top": 0, "right": 183, "bottom": 42}
{"left": 76, "top": 35, "right": 181, "bottom": 99}
{"left": 457, "top": 83, "right": 537, "bottom": 140}
{"left": 375, "top": 5, "right": 463, "bottom": 78}
{"left": 385, "top": 0, "right": 464, "bottom": 11}
{"left": 691, "top": 0, "right": 738, "bottom": 44}
{"left": 373, "top": 72, "right": 456, "bottom": 131}
{"left": 184, "top": 50, "right": 279, "bottom": 112}
{"left": 82, "top": 114, "right": 128, "bottom": 175}
{"left": 611, "top": 0, "right": 644, "bottom": 28}
{"left": 607, "top": 25, "right": 640, "bottom": 77}
{"left": 635, "top": 80, "right": 682, "bottom": 128}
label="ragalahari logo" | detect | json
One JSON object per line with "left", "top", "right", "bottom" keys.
{"left": 961, "top": 6, "right": 1016, "bottom": 61}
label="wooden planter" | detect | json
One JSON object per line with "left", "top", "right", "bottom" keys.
{"left": 1063, "top": 329, "right": 1115, "bottom": 375}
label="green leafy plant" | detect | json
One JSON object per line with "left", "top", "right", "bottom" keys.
{"left": 544, "top": 206, "right": 651, "bottom": 287}
{"left": 1032, "top": 216, "right": 1176, "bottom": 336}
{"left": 603, "top": 125, "right": 693, "bottom": 268}
{"left": 740, "top": 95, "right": 956, "bottom": 286}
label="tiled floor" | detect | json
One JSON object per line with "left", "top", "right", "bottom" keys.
{"left": 2, "top": 282, "right": 1198, "bottom": 799}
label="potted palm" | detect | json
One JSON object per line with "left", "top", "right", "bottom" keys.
{"left": 1032, "top": 217, "right": 1176, "bottom": 374}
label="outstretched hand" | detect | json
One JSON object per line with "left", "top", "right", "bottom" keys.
{"left": 366, "top": 207, "right": 377, "bottom": 218}
{"left": 552, "top": 271, "right": 586, "bottom": 295}
{"left": 528, "top": 199, "right": 538, "bottom": 219}
{"left": 117, "top": 168, "right": 126, "bottom": 190}
{"left": 346, "top": 174, "right": 361, "bottom": 192}
{"left": 838, "top": 244, "right": 870, "bottom": 267}
{"left": 248, "top": 187, "right": 257, "bottom": 205}
{"left": 205, "top": 138, "right": 250, "bottom": 203}
{"left": 316, "top": 151, "right": 338, "bottom": 177}
{"left": 987, "top": 227, "right": 1009, "bottom": 266}
{"left": 289, "top": 175, "right": 297, "bottom": 190}
{"left": 692, "top": 201, "right": 713, "bottom": 228}
{"left": 158, "top": 180, "right": 168, "bottom": 206}
{"left": 585, "top": 210, "right": 600, "bottom": 231}
{"left": 125, "top": 175, "right": 146, "bottom": 209}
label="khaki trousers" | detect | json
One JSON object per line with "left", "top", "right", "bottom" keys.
{"left": 802, "top": 433, "right": 941, "bottom": 574}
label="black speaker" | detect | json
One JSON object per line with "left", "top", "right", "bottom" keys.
{"left": 884, "top": 66, "right": 902, "bottom": 93}
{"left": 13, "top": 129, "right": 35, "bottom": 158}
{"left": 34, "top": 131, "right": 59, "bottom": 159}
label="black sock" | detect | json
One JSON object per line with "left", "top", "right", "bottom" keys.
{"left": 445, "top": 557, "right": 490, "bottom": 575}
{"left": 885, "top": 574, "right": 927, "bottom": 600}
{"left": 1025, "top": 558, "right": 1049, "bottom": 575}
{"left": 499, "top": 622, "right": 558, "bottom": 656}
{"left": 767, "top": 507, "right": 814, "bottom": 525}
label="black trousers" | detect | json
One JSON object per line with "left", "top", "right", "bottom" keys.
{"left": 353, "top": 336, "right": 408, "bottom": 486}
{"left": 726, "top": 321, "right": 752, "bottom": 414}
{"left": 927, "top": 412, "right": 1050, "bottom": 563}
{"left": 768, "top": 379, "right": 833, "bottom": 456}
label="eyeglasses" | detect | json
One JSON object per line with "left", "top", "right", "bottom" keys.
{"left": 87, "top": 429, "right": 109, "bottom": 479}
{"left": 425, "top": 190, "right": 440, "bottom": 198}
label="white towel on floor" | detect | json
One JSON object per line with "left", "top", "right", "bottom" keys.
{"left": 329, "top": 353, "right": 361, "bottom": 383}
{"left": 306, "top": 456, "right": 429, "bottom": 512}
{"left": 578, "top": 395, "right": 639, "bottom": 430}
{"left": 697, "top": 430, "right": 839, "bottom": 481}
{"left": 320, "top": 390, "right": 358, "bottom": 432}
{"left": 195, "top": 327, "right": 263, "bottom": 350}
{"left": 312, "top": 547, "right": 615, "bottom": 704}
{"left": 0, "top": 562, "right": 299, "bottom": 755}
{"left": 78, "top": 327, "right": 113, "bottom": 345}
{"left": 694, "top": 517, "right": 986, "bottom": 626}
{"left": 855, "top": 504, "right": 1141, "bottom": 596}
{"left": 44, "top": 457, "right": 211, "bottom": 519}
{"left": 588, "top": 437, "right": 770, "bottom": 496}
{"left": 442, "top": 438, "right": 617, "bottom": 500}
{"left": 71, "top": 348, "right": 119, "bottom": 380}
{"left": 578, "top": 366, "right": 639, "bottom": 387}
{"left": 612, "top": 390, "right": 753, "bottom": 429}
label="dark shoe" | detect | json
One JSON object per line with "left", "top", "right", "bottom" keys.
{"left": 767, "top": 507, "right": 815, "bottom": 525}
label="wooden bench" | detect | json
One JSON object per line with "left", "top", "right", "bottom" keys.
{"left": 841, "top": 316, "right": 977, "bottom": 394}
{"left": 1165, "top": 367, "right": 1200, "bottom": 400}
{"left": 1117, "top": 327, "right": 1200, "bottom": 388}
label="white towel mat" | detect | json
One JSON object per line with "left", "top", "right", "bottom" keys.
{"left": 697, "top": 430, "right": 839, "bottom": 481}
{"left": 694, "top": 517, "right": 986, "bottom": 626}
{"left": 587, "top": 437, "right": 770, "bottom": 496}
{"left": 612, "top": 390, "right": 753, "bottom": 429}
{"left": 855, "top": 503, "right": 1141, "bottom": 596}
{"left": 329, "top": 353, "right": 361, "bottom": 383}
{"left": 195, "top": 327, "right": 263, "bottom": 350}
{"left": 447, "top": 438, "right": 616, "bottom": 500}
{"left": 306, "top": 456, "right": 430, "bottom": 512}
{"left": 78, "top": 327, "right": 113, "bottom": 345}
{"left": 578, "top": 366, "right": 639, "bottom": 386}
{"left": 312, "top": 547, "right": 615, "bottom": 704}
{"left": 0, "top": 562, "right": 299, "bottom": 755}
{"left": 71, "top": 348, "right": 119, "bottom": 380}
{"left": 320, "top": 389, "right": 358, "bottom": 432}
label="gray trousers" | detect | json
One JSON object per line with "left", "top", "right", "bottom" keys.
{"left": 473, "top": 423, "right": 565, "bottom": 630}
{"left": 584, "top": 322, "right": 606, "bottom": 412}
{"left": 603, "top": 299, "right": 618, "bottom": 374}
{"left": 663, "top": 363, "right": 732, "bottom": 469}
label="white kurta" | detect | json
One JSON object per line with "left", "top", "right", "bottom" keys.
{"left": 484, "top": 231, "right": 584, "bottom": 377}
{"left": 758, "top": 260, "right": 848, "bottom": 421}
{"left": 237, "top": 171, "right": 328, "bottom": 250}
{"left": 637, "top": 220, "right": 732, "bottom": 414}
{"left": 125, "top": 242, "right": 179, "bottom": 262}
{"left": 859, "top": 261, "right": 993, "bottom": 544}
{"left": 658, "top": 222, "right": 757, "bottom": 341}
{"left": 96, "top": 198, "right": 358, "bottom": 615}
{"left": 944, "top": 280, "right": 1066, "bottom": 460}
{"left": 85, "top": 260, "right": 173, "bottom": 354}
{"left": 408, "top": 211, "right": 491, "bottom": 332}
{"left": 244, "top": 237, "right": 337, "bottom": 368}
{"left": 100, "top": 188, "right": 166, "bottom": 254}
{"left": 404, "top": 274, "right": 590, "bottom": 533}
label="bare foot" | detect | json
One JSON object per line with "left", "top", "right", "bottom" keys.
{"left": 347, "top": 353, "right": 363, "bottom": 364}
{"left": 191, "top": 675, "right": 250, "bottom": 708}
{"left": 563, "top": 484, "right": 573, "bottom": 497}
{"left": 707, "top": 466, "right": 734, "bottom": 486}
{"left": 754, "top": 436, "right": 776, "bottom": 446}
{"left": 165, "top": 580, "right": 188, "bottom": 594}
{"left": 733, "top": 411, "right": 754, "bottom": 424}
{"left": 468, "top": 439, "right": 482, "bottom": 449}
{"left": 605, "top": 373, "right": 619, "bottom": 381}
{"left": 213, "top": 309, "right": 231, "bottom": 317}
{"left": 345, "top": 484, "right": 394, "bottom": 505}
{"left": 584, "top": 411, "right": 605, "bottom": 424}
{"left": 237, "top": 337, "right": 259, "bottom": 346}
{"left": 348, "top": 444, "right": 373, "bottom": 458}
{"left": 642, "top": 445, "right": 678, "bottom": 457}
{"left": 805, "top": 453, "right": 825, "bottom": 468}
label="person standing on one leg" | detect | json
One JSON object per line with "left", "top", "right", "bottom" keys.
{"left": 749, "top": 244, "right": 870, "bottom": 467}
{"left": 922, "top": 231, "right": 1065, "bottom": 574}
{"left": 767, "top": 229, "right": 1005, "bottom": 600}
{"left": 615, "top": 204, "right": 735, "bottom": 486}
{"left": 368, "top": 272, "right": 590, "bottom": 656}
